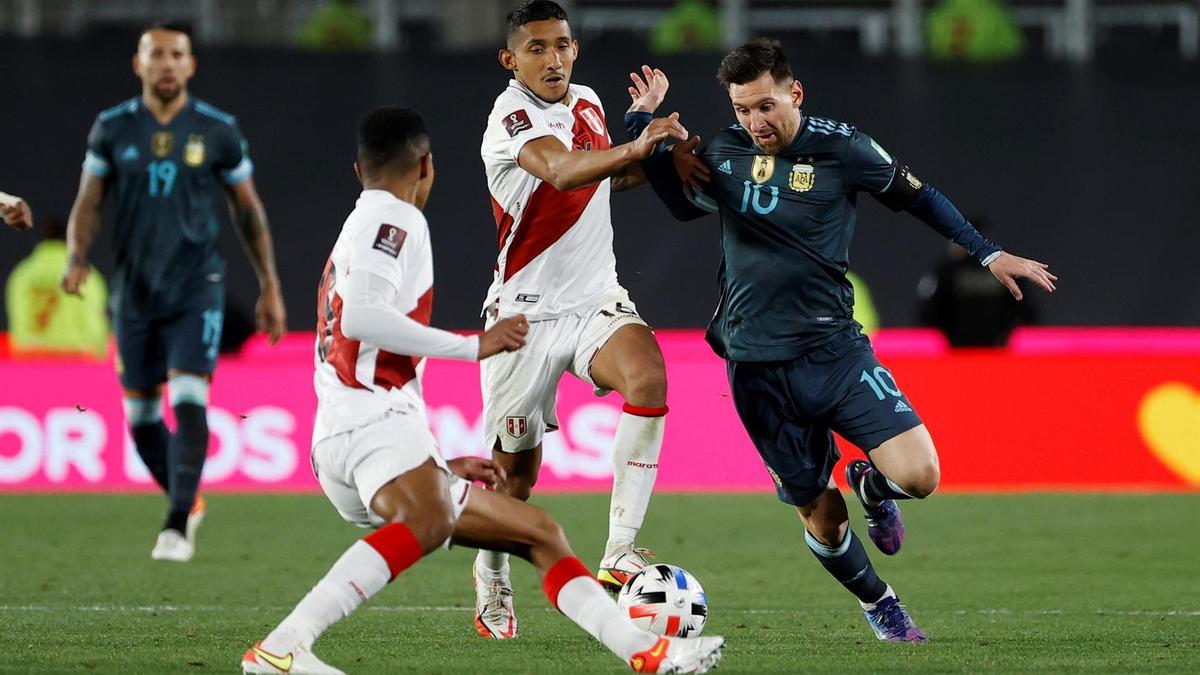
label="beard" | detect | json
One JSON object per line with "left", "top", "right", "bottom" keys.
{"left": 152, "top": 80, "right": 184, "bottom": 104}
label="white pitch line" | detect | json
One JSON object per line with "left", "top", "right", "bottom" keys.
{"left": 0, "top": 605, "right": 1197, "bottom": 617}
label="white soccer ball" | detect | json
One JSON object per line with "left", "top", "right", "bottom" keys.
{"left": 616, "top": 563, "right": 708, "bottom": 637}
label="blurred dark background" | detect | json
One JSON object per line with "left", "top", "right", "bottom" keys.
{"left": 2, "top": 0, "right": 1198, "bottom": 330}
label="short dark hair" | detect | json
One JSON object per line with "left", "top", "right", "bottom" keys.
{"left": 141, "top": 20, "right": 193, "bottom": 40}
{"left": 506, "top": 0, "right": 569, "bottom": 38}
{"left": 717, "top": 38, "right": 793, "bottom": 87}
{"left": 356, "top": 106, "right": 430, "bottom": 178}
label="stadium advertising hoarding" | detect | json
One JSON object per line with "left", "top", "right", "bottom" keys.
{"left": 0, "top": 329, "right": 1197, "bottom": 492}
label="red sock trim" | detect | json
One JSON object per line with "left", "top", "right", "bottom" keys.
{"left": 363, "top": 523, "right": 423, "bottom": 581}
{"left": 622, "top": 403, "right": 669, "bottom": 417}
{"left": 541, "top": 556, "right": 592, "bottom": 610}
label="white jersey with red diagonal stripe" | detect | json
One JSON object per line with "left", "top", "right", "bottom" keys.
{"left": 481, "top": 79, "right": 621, "bottom": 320}
{"left": 313, "top": 189, "right": 433, "bottom": 444}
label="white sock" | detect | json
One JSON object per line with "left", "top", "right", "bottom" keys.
{"left": 859, "top": 584, "right": 898, "bottom": 611}
{"left": 262, "top": 540, "right": 391, "bottom": 652}
{"left": 476, "top": 548, "right": 510, "bottom": 580}
{"left": 606, "top": 410, "right": 665, "bottom": 558}
{"left": 556, "top": 576, "right": 658, "bottom": 659}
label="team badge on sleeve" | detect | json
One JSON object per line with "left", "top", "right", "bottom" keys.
{"left": 502, "top": 110, "right": 534, "bottom": 137}
{"left": 372, "top": 224, "right": 406, "bottom": 258}
{"left": 505, "top": 416, "right": 527, "bottom": 438}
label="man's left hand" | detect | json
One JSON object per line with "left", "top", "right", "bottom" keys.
{"left": 627, "top": 65, "right": 669, "bottom": 114}
{"left": 987, "top": 252, "right": 1057, "bottom": 301}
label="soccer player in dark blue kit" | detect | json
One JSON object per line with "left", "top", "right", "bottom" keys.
{"left": 62, "top": 22, "right": 286, "bottom": 562}
{"left": 625, "top": 40, "right": 1056, "bottom": 641}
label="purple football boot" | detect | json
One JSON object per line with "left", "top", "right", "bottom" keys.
{"left": 862, "top": 596, "right": 929, "bottom": 642}
{"left": 846, "top": 459, "right": 905, "bottom": 555}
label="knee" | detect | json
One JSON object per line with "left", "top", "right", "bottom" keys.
{"left": 903, "top": 462, "right": 940, "bottom": 499}
{"left": 402, "top": 508, "right": 456, "bottom": 554}
{"left": 622, "top": 367, "right": 667, "bottom": 409}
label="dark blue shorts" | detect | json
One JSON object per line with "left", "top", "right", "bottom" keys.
{"left": 727, "top": 333, "right": 922, "bottom": 507}
{"left": 114, "top": 283, "right": 224, "bottom": 392}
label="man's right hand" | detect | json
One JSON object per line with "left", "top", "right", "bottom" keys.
{"left": 478, "top": 314, "right": 529, "bottom": 359}
{"left": 671, "top": 135, "right": 712, "bottom": 197}
{"left": 61, "top": 257, "right": 90, "bottom": 296}
{"left": 632, "top": 112, "right": 689, "bottom": 160}
{"left": 0, "top": 196, "right": 33, "bottom": 231}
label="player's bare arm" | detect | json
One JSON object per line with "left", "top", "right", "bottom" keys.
{"left": 225, "top": 178, "right": 286, "bottom": 344}
{"left": 62, "top": 170, "right": 108, "bottom": 296}
{"left": 0, "top": 192, "right": 34, "bottom": 231}
{"left": 516, "top": 114, "right": 687, "bottom": 192}
{"left": 608, "top": 163, "right": 648, "bottom": 192}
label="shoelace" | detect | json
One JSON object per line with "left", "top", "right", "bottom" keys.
{"left": 482, "top": 583, "right": 514, "bottom": 623}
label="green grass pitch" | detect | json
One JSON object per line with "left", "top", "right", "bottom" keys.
{"left": 1, "top": 492, "right": 1197, "bottom": 673}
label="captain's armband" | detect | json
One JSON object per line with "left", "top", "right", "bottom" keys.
{"left": 874, "top": 164, "right": 924, "bottom": 212}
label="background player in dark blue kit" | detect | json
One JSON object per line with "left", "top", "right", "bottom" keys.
{"left": 626, "top": 39, "right": 1056, "bottom": 641}
{"left": 62, "top": 22, "right": 286, "bottom": 562}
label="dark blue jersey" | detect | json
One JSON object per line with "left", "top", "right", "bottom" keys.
{"left": 628, "top": 111, "right": 1000, "bottom": 363}
{"left": 697, "top": 118, "right": 896, "bottom": 361}
{"left": 83, "top": 96, "right": 253, "bottom": 316}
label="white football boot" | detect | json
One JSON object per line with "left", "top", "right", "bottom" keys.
{"left": 473, "top": 560, "right": 517, "bottom": 639}
{"left": 150, "top": 528, "right": 194, "bottom": 562}
{"left": 597, "top": 544, "right": 655, "bottom": 593}
{"left": 629, "top": 635, "right": 726, "bottom": 674}
{"left": 241, "top": 642, "right": 345, "bottom": 675}
{"left": 186, "top": 494, "right": 206, "bottom": 545}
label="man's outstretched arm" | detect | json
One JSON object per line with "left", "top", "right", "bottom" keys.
{"left": 518, "top": 113, "right": 687, "bottom": 192}
{"left": 872, "top": 163, "right": 1057, "bottom": 300}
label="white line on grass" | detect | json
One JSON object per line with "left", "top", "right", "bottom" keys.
{"left": 0, "top": 605, "right": 1197, "bottom": 617}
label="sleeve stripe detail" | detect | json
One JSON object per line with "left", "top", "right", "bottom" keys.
{"left": 98, "top": 98, "right": 138, "bottom": 122}
{"left": 221, "top": 157, "right": 254, "bottom": 184}
{"left": 687, "top": 190, "right": 719, "bottom": 213}
{"left": 194, "top": 100, "right": 237, "bottom": 126}
{"left": 82, "top": 150, "right": 111, "bottom": 177}
{"left": 879, "top": 163, "right": 898, "bottom": 193}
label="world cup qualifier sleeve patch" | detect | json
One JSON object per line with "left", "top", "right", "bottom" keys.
{"left": 372, "top": 224, "right": 406, "bottom": 258}
{"left": 502, "top": 110, "right": 533, "bottom": 137}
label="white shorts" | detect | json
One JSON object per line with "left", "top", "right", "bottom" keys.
{"left": 482, "top": 287, "right": 649, "bottom": 454}
{"left": 311, "top": 407, "right": 471, "bottom": 535}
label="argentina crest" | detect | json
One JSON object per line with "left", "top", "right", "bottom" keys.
{"left": 184, "top": 134, "right": 206, "bottom": 166}
{"left": 751, "top": 155, "right": 775, "bottom": 184}
{"left": 788, "top": 160, "right": 815, "bottom": 192}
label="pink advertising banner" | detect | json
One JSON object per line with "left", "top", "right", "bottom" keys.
{"left": 1, "top": 328, "right": 1198, "bottom": 493}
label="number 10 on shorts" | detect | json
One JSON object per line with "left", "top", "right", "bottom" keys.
{"left": 859, "top": 367, "right": 902, "bottom": 401}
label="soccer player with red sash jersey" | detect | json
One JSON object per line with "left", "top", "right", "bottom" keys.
{"left": 473, "top": 0, "right": 691, "bottom": 639}
{"left": 241, "top": 107, "right": 723, "bottom": 675}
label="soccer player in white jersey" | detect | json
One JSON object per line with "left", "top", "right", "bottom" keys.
{"left": 473, "top": 0, "right": 691, "bottom": 639}
{"left": 241, "top": 108, "right": 723, "bottom": 675}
